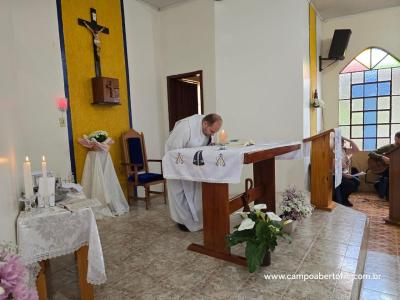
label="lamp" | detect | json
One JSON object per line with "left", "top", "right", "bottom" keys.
{"left": 56, "top": 97, "right": 68, "bottom": 127}
{"left": 311, "top": 89, "right": 325, "bottom": 108}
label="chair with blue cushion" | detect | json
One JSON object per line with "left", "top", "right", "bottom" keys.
{"left": 121, "top": 129, "right": 166, "bottom": 209}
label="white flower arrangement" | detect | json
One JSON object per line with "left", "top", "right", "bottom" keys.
{"left": 280, "top": 186, "right": 314, "bottom": 221}
{"left": 235, "top": 204, "right": 286, "bottom": 231}
{"left": 88, "top": 130, "right": 109, "bottom": 143}
{"left": 78, "top": 130, "right": 114, "bottom": 152}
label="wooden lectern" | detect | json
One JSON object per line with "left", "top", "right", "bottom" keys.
{"left": 188, "top": 144, "right": 301, "bottom": 266}
{"left": 384, "top": 146, "right": 400, "bottom": 226}
{"left": 303, "top": 129, "right": 336, "bottom": 211}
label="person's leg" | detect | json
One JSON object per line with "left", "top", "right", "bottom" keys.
{"left": 333, "top": 176, "right": 343, "bottom": 204}
{"left": 340, "top": 177, "right": 356, "bottom": 206}
{"left": 351, "top": 168, "right": 361, "bottom": 191}
{"left": 383, "top": 177, "right": 389, "bottom": 200}
{"left": 376, "top": 169, "right": 389, "bottom": 199}
{"left": 377, "top": 176, "right": 388, "bottom": 199}
{"left": 382, "top": 169, "right": 389, "bottom": 200}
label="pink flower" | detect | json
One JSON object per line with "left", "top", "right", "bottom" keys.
{"left": 0, "top": 255, "right": 38, "bottom": 300}
{"left": 0, "top": 255, "right": 25, "bottom": 292}
{"left": 0, "top": 284, "right": 7, "bottom": 300}
{"left": 12, "top": 282, "right": 38, "bottom": 300}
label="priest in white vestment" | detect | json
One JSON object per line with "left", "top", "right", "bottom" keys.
{"left": 165, "top": 114, "right": 223, "bottom": 231}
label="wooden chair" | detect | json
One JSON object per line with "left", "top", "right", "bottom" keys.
{"left": 121, "top": 129, "right": 167, "bottom": 209}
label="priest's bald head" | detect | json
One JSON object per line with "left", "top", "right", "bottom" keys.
{"left": 202, "top": 113, "right": 222, "bottom": 137}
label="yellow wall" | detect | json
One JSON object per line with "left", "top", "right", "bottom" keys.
{"left": 309, "top": 4, "right": 318, "bottom": 135}
{"left": 61, "top": 0, "right": 130, "bottom": 188}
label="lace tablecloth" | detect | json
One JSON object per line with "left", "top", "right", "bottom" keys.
{"left": 17, "top": 206, "right": 106, "bottom": 285}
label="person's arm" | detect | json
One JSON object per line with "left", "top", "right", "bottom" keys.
{"left": 368, "top": 144, "right": 391, "bottom": 162}
{"left": 343, "top": 137, "right": 360, "bottom": 154}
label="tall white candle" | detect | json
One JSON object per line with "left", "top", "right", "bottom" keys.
{"left": 23, "top": 156, "right": 33, "bottom": 198}
{"left": 41, "top": 155, "right": 47, "bottom": 178}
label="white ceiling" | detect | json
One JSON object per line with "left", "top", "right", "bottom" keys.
{"left": 312, "top": 0, "right": 400, "bottom": 20}
{"left": 140, "top": 0, "right": 400, "bottom": 18}
{"left": 140, "top": 0, "right": 189, "bottom": 10}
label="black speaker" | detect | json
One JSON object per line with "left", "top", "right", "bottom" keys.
{"left": 328, "top": 29, "right": 352, "bottom": 60}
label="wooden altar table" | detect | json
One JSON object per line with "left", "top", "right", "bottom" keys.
{"left": 187, "top": 143, "right": 301, "bottom": 266}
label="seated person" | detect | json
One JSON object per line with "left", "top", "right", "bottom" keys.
{"left": 333, "top": 137, "right": 361, "bottom": 207}
{"left": 368, "top": 131, "right": 400, "bottom": 199}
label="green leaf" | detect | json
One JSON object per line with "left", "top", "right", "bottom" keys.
{"left": 226, "top": 229, "right": 256, "bottom": 247}
{"left": 245, "top": 242, "right": 258, "bottom": 273}
{"left": 245, "top": 241, "right": 267, "bottom": 273}
{"left": 255, "top": 220, "right": 268, "bottom": 241}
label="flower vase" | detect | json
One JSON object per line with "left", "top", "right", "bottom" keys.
{"left": 261, "top": 250, "right": 271, "bottom": 267}
{"left": 283, "top": 220, "right": 298, "bottom": 234}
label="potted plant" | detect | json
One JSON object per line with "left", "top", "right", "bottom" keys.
{"left": 226, "top": 204, "right": 291, "bottom": 273}
{"left": 279, "top": 186, "right": 314, "bottom": 233}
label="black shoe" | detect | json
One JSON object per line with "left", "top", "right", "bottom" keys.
{"left": 177, "top": 223, "right": 190, "bottom": 232}
{"left": 342, "top": 200, "right": 353, "bottom": 207}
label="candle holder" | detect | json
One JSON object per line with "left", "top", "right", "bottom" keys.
{"left": 19, "top": 193, "right": 37, "bottom": 212}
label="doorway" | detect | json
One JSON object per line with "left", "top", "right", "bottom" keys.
{"left": 167, "top": 70, "right": 203, "bottom": 131}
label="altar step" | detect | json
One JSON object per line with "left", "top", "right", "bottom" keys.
{"left": 228, "top": 204, "right": 370, "bottom": 299}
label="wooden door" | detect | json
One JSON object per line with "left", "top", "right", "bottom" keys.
{"left": 167, "top": 71, "right": 203, "bottom": 131}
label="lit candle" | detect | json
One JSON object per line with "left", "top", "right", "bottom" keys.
{"left": 219, "top": 129, "right": 228, "bottom": 144}
{"left": 23, "top": 156, "right": 33, "bottom": 198}
{"left": 41, "top": 155, "right": 47, "bottom": 178}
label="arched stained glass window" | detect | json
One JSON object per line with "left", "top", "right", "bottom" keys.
{"left": 339, "top": 47, "right": 400, "bottom": 150}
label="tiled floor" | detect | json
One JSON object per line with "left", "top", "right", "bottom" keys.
{"left": 350, "top": 193, "right": 400, "bottom": 299}
{"left": 46, "top": 197, "right": 369, "bottom": 300}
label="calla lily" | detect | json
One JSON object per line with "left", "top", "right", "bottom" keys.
{"left": 234, "top": 211, "right": 250, "bottom": 218}
{"left": 253, "top": 204, "right": 267, "bottom": 211}
{"left": 238, "top": 218, "right": 255, "bottom": 231}
{"left": 0, "top": 286, "right": 4, "bottom": 295}
{"left": 266, "top": 212, "right": 282, "bottom": 222}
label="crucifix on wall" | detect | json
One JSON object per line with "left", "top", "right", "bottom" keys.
{"left": 78, "top": 8, "right": 109, "bottom": 77}
{"left": 77, "top": 8, "right": 120, "bottom": 105}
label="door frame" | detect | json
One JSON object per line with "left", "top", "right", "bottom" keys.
{"left": 167, "top": 70, "right": 204, "bottom": 131}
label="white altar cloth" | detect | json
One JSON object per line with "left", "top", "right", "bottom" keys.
{"left": 81, "top": 151, "right": 129, "bottom": 216}
{"left": 163, "top": 142, "right": 301, "bottom": 184}
{"left": 17, "top": 206, "right": 106, "bottom": 285}
{"left": 334, "top": 128, "right": 343, "bottom": 188}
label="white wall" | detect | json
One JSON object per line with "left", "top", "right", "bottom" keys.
{"left": 124, "top": 0, "right": 164, "bottom": 159}
{"left": 215, "top": 0, "right": 310, "bottom": 192}
{"left": 159, "top": 0, "right": 216, "bottom": 140}
{"left": 0, "top": 0, "right": 69, "bottom": 242}
{"left": 322, "top": 6, "right": 400, "bottom": 130}
{"left": 123, "top": 0, "right": 315, "bottom": 193}
{"left": 0, "top": 1, "right": 21, "bottom": 243}
{"left": 316, "top": 12, "right": 324, "bottom": 133}
{"left": 10, "top": 0, "right": 70, "bottom": 178}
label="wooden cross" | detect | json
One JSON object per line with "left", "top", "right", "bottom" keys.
{"left": 105, "top": 80, "right": 114, "bottom": 98}
{"left": 78, "top": 8, "right": 109, "bottom": 77}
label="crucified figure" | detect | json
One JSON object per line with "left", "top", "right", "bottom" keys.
{"left": 78, "top": 8, "right": 109, "bottom": 77}
{"left": 83, "top": 20, "right": 106, "bottom": 57}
